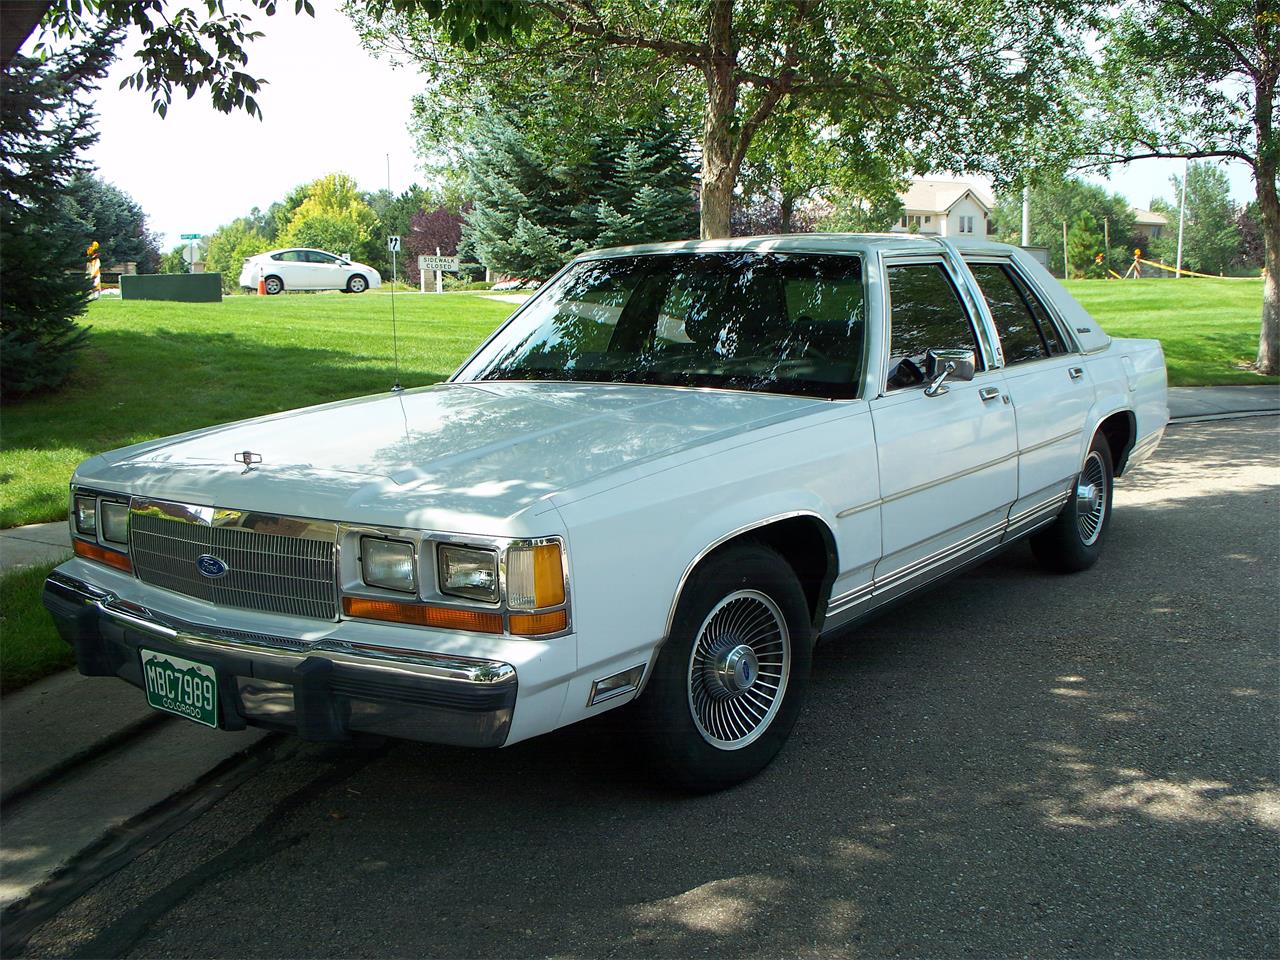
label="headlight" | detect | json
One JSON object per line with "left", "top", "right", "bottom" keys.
{"left": 361, "top": 537, "right": 417, "bottom": 593}
{"left": 100, "top": 500, "right": 130, "bottom": 545}
{"left": 74, "top": 495, "right": 97, "bottom": 536}
{"left": 437, "top": 545, "right": 499, "bottom": 603}
{"left": 505, "top": 541, "right": 565, "bottom": 609}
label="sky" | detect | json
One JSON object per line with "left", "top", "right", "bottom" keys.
{"left": 37, "top": 0, "right": 1259, "bottom": 251}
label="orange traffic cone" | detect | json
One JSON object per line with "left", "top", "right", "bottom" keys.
{"left": 257, "top": 267, "right": 267, "bottom": 296}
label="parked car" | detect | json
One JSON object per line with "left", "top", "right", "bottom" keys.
{"left": 46, "top": 235, "right": 1167, "bottom": 792}
{"left": 238, "top": 248, "right": 381, "bottom": 294}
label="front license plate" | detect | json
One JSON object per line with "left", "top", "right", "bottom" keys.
{"left": 140, "top": 648, "right": 218, "bottom": 728}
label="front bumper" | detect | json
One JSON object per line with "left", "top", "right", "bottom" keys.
{"left": 43, "top": 570, "right": 518, "bottom": 747}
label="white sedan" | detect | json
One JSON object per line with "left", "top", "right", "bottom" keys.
{"left": 239, "top": 248, "right": 382, "bottom": 294}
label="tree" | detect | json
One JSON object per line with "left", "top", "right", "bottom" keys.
{"left": 66, "top": 173, "right": 163, "bottom": 272}
{"left": 1, "top": 37, "right": 115, "bottom": 399}
{"left": 204, "top": 219, "right": 271, "bottom": 291}
{"left": 278, "top": 173, "right": 380, "bottom": 263}
{"left": 1157, "top": 163, "right": 1243, "bottom": 276}
{"left": 405, "top": 205, "right": 464, "bottom": 284}
{"left": 458, "top": 114, "right": 696, "bottom": 277}
{"left": 30, "top": 0, "right": 314, "bottom": 119}
{"left": 365, "top": 184, "right": 433, "bottom": 276}
{"left": 1236, "top": 201, "right": 1266, "bottom": 272}
{"left": 355, "top": 0, "right": 1091, "bottom": 240}
{"left": 993, "top": 177, "right": 1138, "bottom": 277}
{"left": 1085, "top": 0, "right": 1278, "bottom": 371}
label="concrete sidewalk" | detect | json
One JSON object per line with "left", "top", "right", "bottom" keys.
{"left": 0, "top": 522, "right": 71, "bottom": 573}
{"left": 1167, "top": 384, "right": 1280, "bottom": 420}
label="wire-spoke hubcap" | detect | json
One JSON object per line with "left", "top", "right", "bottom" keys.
{"left": 688, "top": 590, "right": 790, "bottom": 750}
{"left": 1076, "top": 451, "right": 1107, "bottom": 546}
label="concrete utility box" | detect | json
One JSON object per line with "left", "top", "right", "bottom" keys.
{"left": 120, "top": 273, "right": 222, "bottom": 302}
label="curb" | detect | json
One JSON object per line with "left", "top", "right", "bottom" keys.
{"left": 1169, "top": 409, "right": 1280, "bottom": 425}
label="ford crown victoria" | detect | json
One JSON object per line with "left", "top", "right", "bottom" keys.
{"left": 45, "top": 235, "right": 1168, "bottom": 791}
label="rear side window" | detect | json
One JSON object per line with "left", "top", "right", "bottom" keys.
{"left": 968, "top": 263, "right": 1049, "bottom": 364}
{"left": 968, "top": 261, "right": 1069, "bottom": 358}
{"left": 885, "top": 262, "right": 982, "bottom": 390}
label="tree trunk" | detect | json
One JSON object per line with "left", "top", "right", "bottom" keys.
{"left": 698, "top": 0, "right": 737, "bottom": 240}
{"left": 780, "top": 193, "right": 795, "bottom": 234}
{"left": 1257, "top": 162, "right": 1279, "bottom": 374}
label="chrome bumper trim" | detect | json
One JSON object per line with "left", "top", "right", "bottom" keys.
{"left": 44, "top": 570, "right": 516, "bottom": 686}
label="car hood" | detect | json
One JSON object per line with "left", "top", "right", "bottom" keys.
{"left": 74, "top": 382, "right": 827, "bottom": 533}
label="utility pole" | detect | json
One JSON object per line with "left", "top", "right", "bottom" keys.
{"left": 1021, "top": 185, "right": 1031, "bottom": 247}
{"left": 1062, "top": 221, "right": 1069, "bottom": 280}
{"left": 1175, "top": 157, "right": 1188, "bottom": 279}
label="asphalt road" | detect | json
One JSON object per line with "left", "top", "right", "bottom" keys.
{"left": 15, "top": 418, "right": 1280, "bottom": 959}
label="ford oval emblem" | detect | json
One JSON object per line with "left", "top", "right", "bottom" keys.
{"left": 196, "top": 554, "right": 229, "bottom": 579}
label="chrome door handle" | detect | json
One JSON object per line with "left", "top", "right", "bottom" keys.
{"left": 1068, "top": 366, "right": 1085, "bottom": 380}
{"left": 979, "top": 386, "right": 1002, "bottom": 402}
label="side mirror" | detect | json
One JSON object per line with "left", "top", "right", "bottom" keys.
{"left": 924, "top": 348, "right": 976, "bottom": 397}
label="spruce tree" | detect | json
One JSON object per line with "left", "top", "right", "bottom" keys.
{"left": 1, "top": 37, "right": 116, "bottom": 399}
{"left": 460, "top": 114, "right": 696, "bottom": 278}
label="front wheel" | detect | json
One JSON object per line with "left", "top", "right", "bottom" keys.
{"left": 636, "top": 543, "right": 813, "bottom": 792}
{"left": 347, "top": 274, "right": 368, "bottom": 293}
{"left": 1032, "top": 433, "right": 1114, "bottom": 573}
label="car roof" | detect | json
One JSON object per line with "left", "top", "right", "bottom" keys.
{"left": 578, "top": 233, "right": 1018, "bottom": 260}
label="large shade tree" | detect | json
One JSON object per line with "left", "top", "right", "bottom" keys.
{"left": 353, "top": 0, "right": 1092, "bottom": 239}
{"left": 1085, "top": 0, "right": 1278, "bottom": 373}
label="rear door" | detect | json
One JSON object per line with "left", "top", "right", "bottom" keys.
{"left": 964, "top": 258, "right": 1096, "bottom": 533}
{"left": 868, "top": 255, "right": 1018, "bottom": 598}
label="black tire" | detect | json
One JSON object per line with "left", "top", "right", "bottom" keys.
{"left": 348, "top": 274, "right": 368, "bottom": 293}
{"left": 264, "top": 275, "right": 284, "bottom": 295}
{"left": 1031, "top": 433, "right": 1114, "bottom": 573}
{"left": 636, "top": 542, "right": 814, "bottom": 792}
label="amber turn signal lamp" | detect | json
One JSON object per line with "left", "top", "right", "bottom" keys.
{"left": 73, "top": 538, "right": 132, "bottom": 573}
{"left": 509, "top": 609, "right": 568, "bottom": 637}
{"left": 532, "top": 543, "right": 565, "bottom": 607}
{"left": 342, "top": 596, "right": 503, "bottom": 634}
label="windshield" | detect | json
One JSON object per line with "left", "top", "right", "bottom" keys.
{"left": 454, "top": 252, "right": 867, "bottom": 399}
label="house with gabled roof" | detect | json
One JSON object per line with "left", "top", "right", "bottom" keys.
{"left": 890, "top": 178, "right": 995, "bottom": 238}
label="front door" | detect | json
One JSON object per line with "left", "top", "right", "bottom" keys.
{"left": 868, "top": 257, "right": 1018, "bottom": 600}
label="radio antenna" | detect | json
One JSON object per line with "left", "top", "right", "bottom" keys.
{"left": 387, "top": 152, "right": 403, "bottom": 393}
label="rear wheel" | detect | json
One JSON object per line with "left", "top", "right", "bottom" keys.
{"left": 1032, "top": 433, "right": 1114, "bottom": 573}
{"left": 264, "top": 275, "right": 284, "bottom": 295}
{"left": 637, "top": 543, "right": 813, "bottom": 792}
{"left": 348, "top": 274, "right": 368, "bottom": 293}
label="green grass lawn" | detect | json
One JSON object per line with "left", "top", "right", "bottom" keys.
{"left": 1, "top": 292, "right": 515, "bottom": 529}
{"left": 1064, "top": 277, "right": 1274, "bottom": 388}
{"left": 1, "top": 561, "right": 72, "bottom": 693}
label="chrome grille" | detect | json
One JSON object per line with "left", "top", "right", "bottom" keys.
{"left": 130, "top": 508, "right": 337, "bottom": 620}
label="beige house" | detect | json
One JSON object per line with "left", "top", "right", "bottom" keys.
{"left": 1131, "top": 207, "right": 1168, "bottom": 241}
{"left": 890, "top": 179, "right": 994, "bottom": 238}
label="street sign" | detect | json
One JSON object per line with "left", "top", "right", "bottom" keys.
{"left": 387, "top": 235, "right": 402, "bottom": 253}
{"left": 418, "top": 255, "right": 460, "bottom": 273}
{"left": 180, "top": 233, "right": 202, "bottom": 240}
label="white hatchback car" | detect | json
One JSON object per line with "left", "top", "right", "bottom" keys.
{"left": 239, "top": 248, "right": 382, "bottom": 295}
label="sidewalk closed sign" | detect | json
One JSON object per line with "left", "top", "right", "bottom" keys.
{"left": 418, "top": 255, "right": 460, "bottom": 273}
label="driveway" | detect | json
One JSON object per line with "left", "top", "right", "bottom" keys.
{"left": 13, "top": 418, "right": 1279, "bottom": 959}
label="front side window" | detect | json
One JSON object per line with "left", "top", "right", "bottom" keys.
{"left": 305, "top": 251, "right": 338, "bottom": 264}
{"left": 885, "top": 262, "right": 982, "bottom": 390}
{"left": 454, "top": 252, "right": 867, "bottom": 399}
